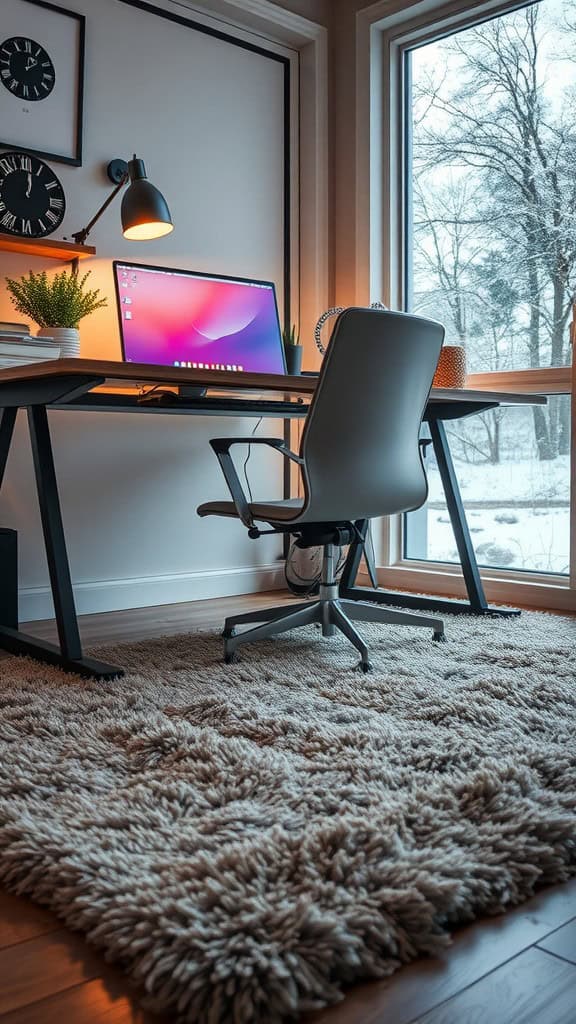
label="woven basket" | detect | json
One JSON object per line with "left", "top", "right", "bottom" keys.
{"left": 433, "top": 345, "right": 467, "bottom": 388}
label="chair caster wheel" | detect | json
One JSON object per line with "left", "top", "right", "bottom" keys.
{"left": 433, "top": 631, "right": 446, "bottom": 643}
{"left": 222, "top": 627, "right": 236, "bottom": 639}
{"left": 224, "top": 649, "right": 237, "bottom": 664}
{"left": 360, "top": 660, "right": 372, "bottom": 673}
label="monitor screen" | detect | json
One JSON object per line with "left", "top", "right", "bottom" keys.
{"left": 113, "top": 261, "right": 286, "bottom": 375}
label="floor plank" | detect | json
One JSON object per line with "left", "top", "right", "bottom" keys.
{"left": 0, "top": 976, "right": 166, "bottom": 1024}
{"left": 0, "top": 929, "right": 107, "bottom": 1015}
{"left": 20, "top": 591, "right": 297, "bottom": 646}
{"left": 537, "top": 918, "right": 576, "bottom": 966}
{"left": 304, "top": 881, "right": 576, "bottom": 1024}
{"left": 517, "top": 878, "right": 576, "bottom": 929}
{"left": 412, "top": 946, "right": 576, "bottom": 1024}
{"left": 0, "top": 891, "right": 60, "bottom": 950}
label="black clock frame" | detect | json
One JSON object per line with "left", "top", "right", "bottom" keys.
{"left": 0, "top": 0, "right": 85, "bottom": 167}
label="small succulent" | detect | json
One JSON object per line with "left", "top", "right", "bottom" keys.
{"left": 282, "top": 323, "right": 301, "bottom": 347}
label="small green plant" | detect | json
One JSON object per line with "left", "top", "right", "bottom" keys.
{"left": 5, "top": 269, "right": 107, "bottom": 329}
{"left": 282, "top": 323, "right": 301, "bottom": 347}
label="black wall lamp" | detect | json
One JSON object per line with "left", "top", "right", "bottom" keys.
{"left": 71, "top": 155, "right": 173, "bottom": 246}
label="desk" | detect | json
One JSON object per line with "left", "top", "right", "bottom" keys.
{"left": 0, "top": 359, "right": 546, "bottom": 679}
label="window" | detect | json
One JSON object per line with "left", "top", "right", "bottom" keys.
{"left": 401, "top": 0, "right": 575, "bottom": 584}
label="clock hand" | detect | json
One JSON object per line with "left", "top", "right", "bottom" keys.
{"left": 26, "top": 172, "right": 32, "bottom": 198}
{"left": 25, "top": 57, "right": 37, "bottom": 71}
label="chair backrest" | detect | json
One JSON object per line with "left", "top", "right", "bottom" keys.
{"left": 298, "top": 307, "right": 444, "bottom": 523}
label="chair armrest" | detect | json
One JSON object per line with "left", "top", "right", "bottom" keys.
{"left": 210, "top": 437, "right": 303, "bottom": 465}
{"left": 208, "top": 437, "right": 303, "bottom": 529}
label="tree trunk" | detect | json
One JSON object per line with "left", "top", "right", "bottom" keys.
{"left": 545, "top": 275, "right": 567, "bottom": 457}
{"left": 491, "top": 412, "right": 501, "bottom": 464}
{"left": 532, "top": 405, "right": 554, "bottom": 461}
{"left": 478, "top": 410, "right": 501, "bottom": 464}
{"left": 525, "top": 244, "right": 555, "bottom": 460}
{"left": 556, "top": 395, "right": 570, "bottom": 458}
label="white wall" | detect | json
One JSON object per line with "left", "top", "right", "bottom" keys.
{"left": 0, "top": 0, "right": 294, "bottom": 620}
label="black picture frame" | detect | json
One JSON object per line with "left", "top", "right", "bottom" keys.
{"left": 117, "top": 0, "right": 291, "bottom": 334}
{"left": 0, "top": 0, "right": 85, "bottom": 166}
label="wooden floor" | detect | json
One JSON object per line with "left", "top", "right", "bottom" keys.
{"left": 1, "top": 593, "right": 575, "bottom": 1024}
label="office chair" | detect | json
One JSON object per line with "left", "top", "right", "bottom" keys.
{"left": 198, "top": 307, "right": 445, "bottom": 670}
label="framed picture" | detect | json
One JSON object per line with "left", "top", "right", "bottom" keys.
{"left": 0, "top": 0, "right": 85, "bottom": 166}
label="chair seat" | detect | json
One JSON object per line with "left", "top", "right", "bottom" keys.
{"left": 198, "top": 497, "right": 304, "bottom": 523}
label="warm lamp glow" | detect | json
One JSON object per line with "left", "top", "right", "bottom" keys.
{"left": 123, "top": 221, "right": 174, "bottom": 240}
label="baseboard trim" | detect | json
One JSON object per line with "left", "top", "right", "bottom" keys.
{"left": 19, "top": 564, "right": 285, "bottom": 622}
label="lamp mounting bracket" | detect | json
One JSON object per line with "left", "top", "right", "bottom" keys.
{"left": 107, "top": 159, "right": 128, "bottom": 185}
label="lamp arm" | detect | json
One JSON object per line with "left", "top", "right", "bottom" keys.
{"left": 71, "top": 172, "right": 128, "bottom": 245}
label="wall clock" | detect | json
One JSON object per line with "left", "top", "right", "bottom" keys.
{"left": 0, "top": 0, "right": 85, "bottom": 167}
{"left": 0, "top": 37, "right": 56, "bottom": 102}
{"left": 0, "top": 150, "right": 65, "bottom": 237}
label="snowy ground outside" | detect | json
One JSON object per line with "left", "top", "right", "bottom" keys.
{"left": 407, "top": 455, "right": 570, "bottom": 575}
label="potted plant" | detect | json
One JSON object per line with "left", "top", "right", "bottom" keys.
{"left": 5, "top": 269, "right": 107, "bottom": 358}
{"left": 282, "top": 323, "right": 302, "bottom": 375}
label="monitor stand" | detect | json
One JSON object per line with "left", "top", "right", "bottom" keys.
{"left": 179, "top": 385, "right": 207, "bottom": 398}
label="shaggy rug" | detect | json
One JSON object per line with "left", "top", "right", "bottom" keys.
{"left": 0, "top": 611, "right": 575, "bottom": 1023}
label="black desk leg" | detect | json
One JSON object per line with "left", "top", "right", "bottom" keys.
{"left": 0, "top": 410, "right": 19, "bottom": 631}
{"left": 339, "top": 423, "right": 520, "bottom": 617}
{"left": 429, "top": 419, "right": 490, "bottom": 613}
{"left": 0, "top": 404, "right": 123, "bottom": 679}
{"left": 28, "top": 404, "right": 83, "bottom": 661}
{"left": 0, "top": 407, "right": 17, "bottom": 488}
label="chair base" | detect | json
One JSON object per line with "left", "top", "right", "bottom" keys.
{"left": 222, "top": 595, "right": 444, "bottom": 671}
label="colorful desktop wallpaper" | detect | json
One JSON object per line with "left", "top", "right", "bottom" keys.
{"left": 114, "top": 264, "right": 285, "bottom": 374}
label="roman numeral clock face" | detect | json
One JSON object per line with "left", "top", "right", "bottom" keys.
{"left": 0, "top": 152, "right": 65, "bottom": 237}
{"left": 0, "top": 37, "right": 55, "bottom": 101}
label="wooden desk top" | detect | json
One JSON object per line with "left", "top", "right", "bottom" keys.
{"left": 0, "top": 358, "right": 547, "bottom": 405}
{"left": 0, "top": 358, "right": 314, "bottom": 394}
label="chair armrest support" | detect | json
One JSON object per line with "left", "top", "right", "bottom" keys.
{"left": 210, "top": 437, "right": 303, "bottom": 464}
{"left": 208, "top": 437, "right": 303, "bottom": 529}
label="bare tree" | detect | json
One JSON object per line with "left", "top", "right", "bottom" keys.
{"left": 412, "top": 181, "right": 524, "bottom": 462}
{"left": 412, "top": 4, "right": 576, "bottom": 459}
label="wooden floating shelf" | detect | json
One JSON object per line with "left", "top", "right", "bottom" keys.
{"left": 0, "top": 233, "right": 96, "bottom": 261}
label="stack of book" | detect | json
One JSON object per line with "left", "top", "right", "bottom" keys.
{"left": 0, "top": 322, "right": 61, "bottom": 368}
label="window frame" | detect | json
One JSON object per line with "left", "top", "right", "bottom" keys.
{"left": 355, "top": 0, "right": 576, "bottom": 611}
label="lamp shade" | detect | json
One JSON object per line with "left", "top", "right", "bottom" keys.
{"left": 121, "top": 157, "right": 173, "bottom": 240}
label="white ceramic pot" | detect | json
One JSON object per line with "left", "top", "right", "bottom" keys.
{"left": 37, "top": 326, "right": 81, "bottom": 358}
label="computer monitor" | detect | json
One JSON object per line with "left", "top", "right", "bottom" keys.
{"left": 113, "top": 261, "right": 286, "bottom": 375}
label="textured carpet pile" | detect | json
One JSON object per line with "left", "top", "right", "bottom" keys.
{"left": 0, "top": 611, "right": 575, "bottom": 1022}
